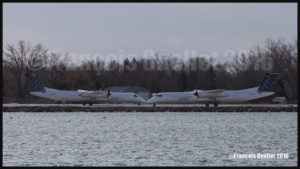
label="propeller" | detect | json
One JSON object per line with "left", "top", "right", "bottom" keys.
{"left": 193, "top": 89, "right": 199, "bottom": 98}
{"left": 107, "top": 88, "right": 111, "bottom": 98}
{"left": 94, "top": 88, "right": 102, "bottom": 94}
{"left": 134, "top": 88, "right": 138, "bottom": 94}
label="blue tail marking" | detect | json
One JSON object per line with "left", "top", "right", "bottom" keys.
{"left": 257, "top": 73, "right": 280, "bottom": 93}
{"left": 26, "top": 74, "right": 46, "bottom": 93}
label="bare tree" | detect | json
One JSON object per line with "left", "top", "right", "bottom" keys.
{"left": 41, "top": 52, "right": 70, "bottom": 89}
{"left": 3, "top": 40, "right": 48, "bottom": 98}
{"left": 3, "top": 38, "right": 297, "bottom": 103}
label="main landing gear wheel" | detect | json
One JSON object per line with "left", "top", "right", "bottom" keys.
{"left": 214, "top": 103, "right": 218, "bottom": 107}
{"left": 205, "top": 103, "right": 209, "bottom": 107}
{"left": 89, "top": 103, "right": 93, "bottom": 106}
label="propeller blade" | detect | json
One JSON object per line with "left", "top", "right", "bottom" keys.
{"left": 107, "top": 88, "right": 111, "bottom": 98}
{"left": 193, "top": 89, "right": 199, "bottom": 98}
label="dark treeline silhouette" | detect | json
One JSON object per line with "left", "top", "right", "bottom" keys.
{"left": 3, "top": 38, "right": 297, "bottom": 102}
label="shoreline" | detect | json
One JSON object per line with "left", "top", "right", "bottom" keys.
{"left": 3, "top": 104, "right": 297, "bottom": 112}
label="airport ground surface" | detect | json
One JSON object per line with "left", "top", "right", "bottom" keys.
{"left": 3, "top": 103, "right": 297, "bottom": 112}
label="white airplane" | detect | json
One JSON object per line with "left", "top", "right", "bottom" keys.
{"left": 26, "top": 74, "right": 145, "bottom": 105}
{"left": 147, "top": 73, "right": 280, "bottom": 107}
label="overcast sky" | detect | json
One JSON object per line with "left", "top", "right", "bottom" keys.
{"left": 3, "top": 3, "right": 297, "bottom": 63}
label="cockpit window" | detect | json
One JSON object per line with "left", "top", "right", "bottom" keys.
{"left": 134, "top": 95, "right": 137, "bottom": 97}
{"left": 156, "top": 95, "right": 162, "bottom": 97}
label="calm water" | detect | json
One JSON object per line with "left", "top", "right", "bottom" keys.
{"left": 3, "top": 112, "right": 297, "bottom": 166}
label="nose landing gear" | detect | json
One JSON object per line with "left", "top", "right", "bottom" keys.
{"left": 83, "top": 102, "right": 93, "bottom": 106}
{"left": 205, "top": 103, "right": 218, "bottom": 107}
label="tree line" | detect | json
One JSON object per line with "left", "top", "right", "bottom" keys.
{"left": 3, "top": 38, "right": 297, "bottom": 102}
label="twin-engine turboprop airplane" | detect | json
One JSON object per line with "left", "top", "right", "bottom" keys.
{"left": 26, "top": 74, "right": 145, "bottom": 105}
{"left": 147, "top": 73, "right": 280, "bottom": 107}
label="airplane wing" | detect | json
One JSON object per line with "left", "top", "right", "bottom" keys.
{"left": 206, "top": 89, "right": 225, "bottom": 94}
{"left": 78, "top": 89, "right": 88, "bottom": 93}
{"left": 78, "top": 89, "right": 109, "bottom": 98}
{"left": 196, "top": 89, "right": 227, "bottom": 98}
{"left": 205, "top": 89, "right": 227, "bottom": 98}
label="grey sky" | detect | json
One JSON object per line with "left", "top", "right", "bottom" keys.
{"left": 3, "top": 3, "right": 297, "bottom": 63}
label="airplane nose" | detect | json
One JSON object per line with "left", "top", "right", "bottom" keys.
{"left": 138, "top": 97, "right": 146, "bottom": 103}
{"left": 147, "top": 97, "right": 155, "bottom": 104}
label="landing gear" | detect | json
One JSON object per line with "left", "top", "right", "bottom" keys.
{"left": 205, "top": 103, "right": 209, "bottom": 107}
{"left": 214, "top": 103, "right": 218, "bottom": 107}
{"left": 83, "top": 103, "right": 86, "bottom": 105}
{"left": 137, "top": 103, "right": 141, "bottom": 106}
{"left": 153, "top": 104, "right": 156, "bottom": 107}
{"left": 89, "top": 103, "right": 93, "bottom": 106}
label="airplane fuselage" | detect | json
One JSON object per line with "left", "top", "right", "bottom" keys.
{"left": 147, "top": 87, "right": 274, "bottom": 104}
{"left": 30, "top": 87, "right": 145, "bottom": 104}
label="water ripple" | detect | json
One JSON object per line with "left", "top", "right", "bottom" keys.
{"left": 3, "top": 112, "right": 297, "bottom": 166}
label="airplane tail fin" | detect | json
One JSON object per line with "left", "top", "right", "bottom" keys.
{"left": 25, "top": 73, "right": 46, "bottom": 93}
{"left": 257, "top": 73, "right": 280, "bottom": 93}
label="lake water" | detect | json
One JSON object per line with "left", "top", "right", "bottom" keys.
{"left": 3, "top": 112, "right": 297, "bottom": 166}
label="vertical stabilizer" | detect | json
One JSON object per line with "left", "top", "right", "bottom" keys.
{"left": 257, "top": 73, "right": 280, "bottom": 92}
{"left": 25, "top": 74, "right": 46, "bottom": 93}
